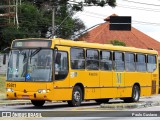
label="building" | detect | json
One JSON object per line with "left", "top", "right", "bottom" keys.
{"left": 76, "top": 14, "right": 160, "bottom": 55}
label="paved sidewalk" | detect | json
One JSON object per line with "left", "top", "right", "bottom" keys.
{"left": 0, "top": 93, "right": 31, "bottom": 106}
{"left": 0, "top": 98, "right": 31, "bottom": 106}
{"left": 101, "top": 94, "right": 160, "bottom": 110}
{"left": 0, "top": 96, "right": 62, "bottom": 106}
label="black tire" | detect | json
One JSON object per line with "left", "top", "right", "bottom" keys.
{"left": 31, "top": 100, "right": 45, "bottom": 107}
{"left": 95, "top": 99, "right": 109, "bottom": 104}
{"left": 67, "top": 86, "right": 83, "bottom": 107}
{"left": 124, "top": 85, "right": 140, "bottom": 103}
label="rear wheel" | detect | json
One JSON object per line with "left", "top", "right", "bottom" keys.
{"left": 95, "top": 99, "right": 109, "bottom": 104}
{"left": 124, "top": 85, "right": 140, "bottom": 103}
{"left": 31, "top": 100, "right": 45, "bottom": 107}
{"left": 67, "top": 86, "right": 83, "bottom": 107}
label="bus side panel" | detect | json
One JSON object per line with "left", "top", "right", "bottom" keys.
{"left": 70, "top": 70, "right": 101, "bottom": 100}
{"left": 123, "top": 72, "right": 137, "bottom": 97}
{"left": 141, "top": 87, "right": 151, "bottom": 97}
{"left": 137, "top": 73, "right": 152, "bottom": 96}
{"left": 51, "top": 88, "right": 72, "bottom": 101}
{"left": 124, "top": 72, "right": 152, "bottom": 97}
{"left": 85, "top": 88, "right": 101, "bottom": 99}
{"left": 100, "top": 88, "right": 117, "bottom": 98}
{"left": 100, "top": 71, "right": 116, "bottom": 98}
{"left": 113, "top": 72, "right": 125, "bottom": 98}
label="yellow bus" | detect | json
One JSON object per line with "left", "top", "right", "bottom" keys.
{"left": 5, "top": 38, "right": 159, "bottom": 107}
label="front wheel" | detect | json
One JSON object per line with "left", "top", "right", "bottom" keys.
{"left": 67, "top": 86, "right": 83, "bottom": 107}
{"left": 31, "top": 100, "right": 45, "bottom": 107}
{"left": 124, "top": 85, "right": 140, "bottom": 103}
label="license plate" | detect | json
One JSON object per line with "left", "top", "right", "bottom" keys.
{"left": 22, "top": 95, "right": 29, "bottom": 99}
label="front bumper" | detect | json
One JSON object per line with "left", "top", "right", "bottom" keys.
{"left": 6, "top": 91, "right": 50, "bottom": 100}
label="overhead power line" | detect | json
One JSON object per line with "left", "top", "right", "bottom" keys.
{"left": 82, "top": 11, "right": 104, "bottom": 19}
{"left": 133, "top": 20, "right": 160, "bottom": 26}
{"left": 77, "top": 11, "right": 160, "bottom": 26}
{"left": 118, "top": 4, "right": 160, "bottom": 12}
{"left": 72, "top": 22, "right": 106, "bottom": 39}
{"left": 122, "top": 0, "right": 160, "bottom": 7}
{"left": 16, "top": 9, "right": 160, "bottom": 27}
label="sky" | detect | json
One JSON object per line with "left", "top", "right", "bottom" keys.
{"left": 73, "top": 0, "right": 160, "bottom": 42}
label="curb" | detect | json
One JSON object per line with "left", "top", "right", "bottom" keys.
{"left": 0, "top": 100, "right": 63, "bottom": 106}
{"left": 1, "top": 99, "right": 160, "bottom": 108}
{"left": 0, "top": 99, "right": 31, "bottom": 106}
{"left": 100, "top": 101, "right": 160, "bottom": 110}
{"left": 1, "top": 102, "right": 31, "bottom": 106}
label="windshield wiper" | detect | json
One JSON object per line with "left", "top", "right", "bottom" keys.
{"left": 30, "top": 48, "right": 41, "bottom": 58}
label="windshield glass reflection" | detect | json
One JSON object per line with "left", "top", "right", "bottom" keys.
{"left": 7, "top": 49, "right": 53, "bottom": 82}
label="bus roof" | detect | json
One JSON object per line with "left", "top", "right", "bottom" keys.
{"left": 12, "top": 38, "right": 158, "bottom": 55}
{"left": 52, "top": 38, "right": 158, "bottom": 55}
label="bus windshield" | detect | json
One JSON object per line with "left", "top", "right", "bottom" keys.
{"left": 7, "top": 49, "right": 53, "bottom": 82}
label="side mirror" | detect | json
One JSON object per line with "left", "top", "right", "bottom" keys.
{"left": 3, "top": 54, "right": 6, "bottom": 65}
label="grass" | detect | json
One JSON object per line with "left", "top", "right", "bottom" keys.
{"left": 0, "top": 74, "right": 6, "bottom": 98}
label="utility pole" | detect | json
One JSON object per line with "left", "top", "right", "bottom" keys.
{"left": 8, "top": 0, "right": 11, "bottom": 24}
{"left": 15, "top": 0, "right": 19, "bottom": 28}
{"left": 52, "top": 7, "right": 55, "bottom": 38}
{"left": 19, "top": 0, "right": 21, "bottom": 5}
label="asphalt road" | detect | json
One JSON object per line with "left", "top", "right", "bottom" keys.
{"left": 0, "top": 101, "right": 100, "bottom": 111}
{"left": 0, "top": 100, "right": 160, "bottom": 117}
{"left": 0, "top": 96, "right": 160, "bottom": 119}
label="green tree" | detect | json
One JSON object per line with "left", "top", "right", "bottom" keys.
{"left": 54, "top": 4, "right": 85, "bottom": 39}
{"left": 0, "top": 9, "right": 6, "bottom": 50}
{"left": 25, "top": 0, "right": 116, "bottom": 9}
{"left": 19, "top": 2, "right": 51, "bottom": 37}
{"left": 0, "top": 0, "right": 117, "bottom": 50}
{"left": 19, "top": 0, "right": 86, "bottom": 39}
{"left": 110, "top": 40, "right": 126, "bottom": 46}
{"left": 1, "top": 2, "right": 49, "bottom": 50}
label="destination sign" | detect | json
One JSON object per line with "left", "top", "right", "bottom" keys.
{"left": 12, "top": 40, "right": 52, "bottom": 48}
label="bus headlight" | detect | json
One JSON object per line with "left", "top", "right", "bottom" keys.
{"left": 6, "top": 88, "right": 14, "bottom": 92}
{"left": 38, "top": 89, "right": 50, "bottom": 93}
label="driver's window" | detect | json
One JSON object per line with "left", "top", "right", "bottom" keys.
{"left": 55, "top": 51, "right": 68, "bottom": 80}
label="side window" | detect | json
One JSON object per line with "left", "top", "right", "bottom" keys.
{"left": 86, "top": 49, "right": 99, "bottom": 70}
{"left": 147, "top": 55, "right": 156, "bottom": 72}
{"left": 125, "top": 53, "right": 135, "bottom": 71}
{"left": 55, "top": 51, "right": 68, "bottom": 80}
{"left": 136, "top": 54, "right": 146, "bottom": 72}
{"left": 71, "top": 48, "right": 85, "bottom": 69}
{"left": 100, "top": 51, "right": 112, "bottom": 70}
{"left": 114, "top": 52, "right": 124, "bottom": 71}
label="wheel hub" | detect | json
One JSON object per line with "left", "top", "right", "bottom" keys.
{"left": 73, "top": 91, "right": 81, "bottom": 102}
{"left": 133, "top": 88, "right": 139, "bottom": 100}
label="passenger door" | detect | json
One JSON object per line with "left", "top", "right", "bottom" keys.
{"left": 53, "top": 46, "right": 70, "bottom": 100}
